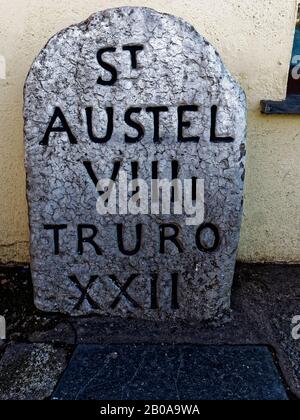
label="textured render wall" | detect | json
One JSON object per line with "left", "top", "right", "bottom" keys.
{"left": 0, "top": 0, "right": 299, "bottom": 264}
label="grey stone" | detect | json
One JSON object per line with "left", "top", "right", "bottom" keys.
{"left": 0, "top": 343, "right": 69, "bottom": 400}
{"left": 24, "top": 7, "right": 247, "bottom": 321}
{"left": 52, "top": 344, "right": 287, "bottom": 400}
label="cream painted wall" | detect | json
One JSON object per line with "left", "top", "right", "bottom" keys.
{"left": 0, "top": 0, "right": 299, "bottom": 263}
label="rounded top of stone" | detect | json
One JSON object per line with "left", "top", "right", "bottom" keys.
{"left": 24, "top": 6, "right": 245, "bottom": 102}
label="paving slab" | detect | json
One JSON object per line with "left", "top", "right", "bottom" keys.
{"left": 0, "top": 343, "right": 70, "bottom": 400}
{"left": 52, "top": 344, "right": 288, "bottom": 400}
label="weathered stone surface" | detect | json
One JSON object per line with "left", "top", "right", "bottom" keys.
{"left": 24, "top": 7, "right": 247, "bottom": 321}
{"left": 0, "top": 343, "right": 69, "bottom": 400}
{"left": 52, "top": 344, "right": 287, "bottom": 400}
